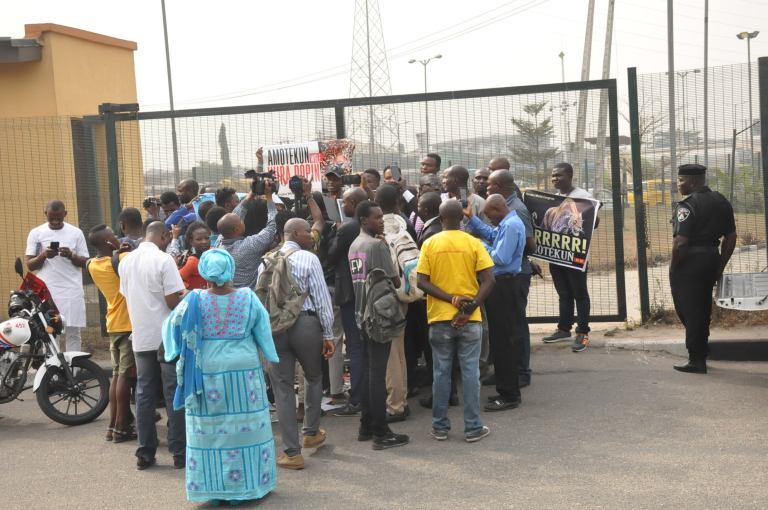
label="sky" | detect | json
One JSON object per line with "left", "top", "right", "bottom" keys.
{"left": 4, "top": 0, "right": 768, "bottom": 114}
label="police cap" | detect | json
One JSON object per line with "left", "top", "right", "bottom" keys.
{"left": 678, "top": 164, "right": 706, "bottom": 176}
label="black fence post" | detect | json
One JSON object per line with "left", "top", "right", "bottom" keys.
{"left": 99, "top": 103, "right": 122, "bottom": 232}
{"left": 335, "top": 106, "right": 346, "bottom": 140}
{"left": 607, "top": 79, "right": 627, "bottom": 321}
{"left": 627, "top": 67, "right": 651, "bottom": 322}
{"left": 759, "top": 57, "right": 768, "bottom": 269}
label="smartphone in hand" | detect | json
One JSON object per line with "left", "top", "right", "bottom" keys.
{"left": 49, "top": 241, "right": 60, "bottom": 251}
{"left": 390, "top": 163, "right": 402, "bottom": 182}
{"left": 458, "top": 188, "right": 468, "bottom": 208}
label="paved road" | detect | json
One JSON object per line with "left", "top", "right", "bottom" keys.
{"left": 3, "top": 347, "right": 768, "bottom": 509}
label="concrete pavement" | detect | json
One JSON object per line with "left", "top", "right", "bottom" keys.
{"left": 3, "top": 347, "right": 768, "bottom": 509}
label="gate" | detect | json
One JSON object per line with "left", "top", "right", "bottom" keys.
{"left": 92, "top": 79, "right": 626, "bottom": 324}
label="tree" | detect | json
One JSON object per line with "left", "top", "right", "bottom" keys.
{"left": 510, "top": 101, "right": 560, "bottom": 189}
{"left": 218, "top": 123, "right": 233, "bottom": 177}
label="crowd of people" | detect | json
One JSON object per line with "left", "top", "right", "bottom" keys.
{"left": 26, "top": 151, "right": 609, "bottom": 505}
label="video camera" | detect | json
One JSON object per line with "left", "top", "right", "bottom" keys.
{"left": 244, "top": 169, "right": 279, "bottom": 195}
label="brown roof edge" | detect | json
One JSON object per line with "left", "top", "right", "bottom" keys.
{"left": 24, "top": 23, "right": 137, "bottom": 51}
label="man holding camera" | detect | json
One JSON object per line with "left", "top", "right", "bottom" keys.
{"left": 216, "top": 178, "right": 277, "bottom": 290}
{"left": 25, "top": 200, "right": 90, "bottom": 352}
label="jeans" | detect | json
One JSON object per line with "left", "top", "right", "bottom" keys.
{"left": 269, "top": 315, "right": 324, "bottom": 456}
{"left": 341, "top": 301, "right": 364, "bottom": 406}
{"left": 485, "top": 277, "right": 521, "bottom": 402}
{"left": 550, "top": 264, "right": 591, "bottom": 334}
{"left": 359, "top": 335, "right": 392, "bottom": 437}
{"left": 134, "top": 350, "right": 185, "bottom": 460}
{"left": 429, "top": 322, "right": 483, "bottom": 433}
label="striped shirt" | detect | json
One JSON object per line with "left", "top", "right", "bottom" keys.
{"left": 261, "top": 241, "right": 335, "bottom": 340}
{"left": 219, "top": 200, "right": 277, "bottom": 290}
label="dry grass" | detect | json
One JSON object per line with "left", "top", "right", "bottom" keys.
{"left": 585, "top": 205, "right": 767, "bottom": 274}
{"left": 642, "top": 301, "right": 768, "bottom": 327}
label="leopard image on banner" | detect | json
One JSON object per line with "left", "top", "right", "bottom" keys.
{"left": 523, "top": 190, "right": 600, "bottom": 271}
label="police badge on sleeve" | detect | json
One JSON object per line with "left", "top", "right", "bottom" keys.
{"left": 677, "top": 207, "right": 691, "bottom": 222}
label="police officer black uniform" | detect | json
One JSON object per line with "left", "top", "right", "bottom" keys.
{"left": 670, "top": 164, "right": 737, "bottom": 374}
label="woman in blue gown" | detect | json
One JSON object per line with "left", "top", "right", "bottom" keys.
{"left": 163, "top": 249, "right": 279, "bottom": 504}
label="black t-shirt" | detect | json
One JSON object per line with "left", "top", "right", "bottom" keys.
{"left": 673, "top": 187, "right": 736, "bottom": 246}
{"left": 315, "top": 220, "right": 338, "bottom": 285}
{"left": 327, "top": 219, "right": 360, "bottom": 305}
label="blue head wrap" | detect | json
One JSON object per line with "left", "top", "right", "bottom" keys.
{"left": 198, "top": 248, "right": 235, "bottom": 286}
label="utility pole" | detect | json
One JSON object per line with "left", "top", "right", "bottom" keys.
{"left": 160, "top": 0, "right": 180, "bottom": 184}
{"left": 594, "top": 0, "right": 615, "bottom": 192}
{"left": 667, "top": 0, "right": 678, "bottom": 194}
{"left": 704, "top": 0, "right": 709, "bottom": 166}
{"left": 573, "top": 0, "right": 596, "bottom": 186}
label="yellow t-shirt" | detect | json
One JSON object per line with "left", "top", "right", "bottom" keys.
{"left": 416, "top": 230, "right": 494, "bottom": 324}
{"left": 87, "top": 253, "right": 131, "bottom": 333}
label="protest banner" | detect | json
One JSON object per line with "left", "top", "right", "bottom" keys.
{"left": 523, "top": 190, "right": 600, "bottom": 271}
{"left": 263, "top": 139, "right": 355, "bottom": 193}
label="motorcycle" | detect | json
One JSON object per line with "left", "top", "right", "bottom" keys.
{"left": 0, "top": 258, "right": 109, "bottom": 425}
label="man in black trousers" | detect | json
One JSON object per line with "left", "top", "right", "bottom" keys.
{"left": 670, "top": 164, "right": 736, "bottom": 374}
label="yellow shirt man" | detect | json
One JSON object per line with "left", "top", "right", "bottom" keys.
{"left": 87, "top": 253, "right": 131, "bottom": 333}
{"left": 416, "top": 230, "right": 494, "bottom": 323}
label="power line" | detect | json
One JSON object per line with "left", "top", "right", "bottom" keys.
{"left": 145, "top": 0, "right": 550, "bottom": 108}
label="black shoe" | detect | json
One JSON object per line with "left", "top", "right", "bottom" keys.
{"left": 542, "top": 329, "right": 571, "bottom": 343}
{"left": 333, "top": 403, "right": 361, "bottom": 417}
{"left": 481, "top": 373, "right": 496, "bottom": 387}
{"left": 484, "top": 397, "right": 521, "bottom": 412}
{"left": 173, "top": 455, "right": 185, "bottom": 469}
{"left": 419, "top": 395, "right": 433, "bottom": 409}
{"left": 487, "top": 394, "right": 501, "bottom": 402}
{"left": 448, "top": 394, "right": 459, "bottom": 406}
{"left": 136, "top": 457, "right": 156, "bottom": 471}
{"left": 372, "top": 432, "right": 410, "bottom": 450}
{"left": 386, "top": 411, "right": 407, "bottom": 423}
{"left": 674, "top": 360, "right": 707, "bottom": 374}
{"left": 358, "top": 428, "right": 373, "bottom": 442}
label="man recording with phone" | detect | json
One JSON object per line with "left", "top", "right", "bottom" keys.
{"left": 25, "top": 200, "right": 90, "bottom": 352}
{"left": 442, "top": 165, "right": 486, "bottom": 229}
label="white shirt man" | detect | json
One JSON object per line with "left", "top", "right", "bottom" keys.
{"left": 118, "top": 242, "right": 185, "bottom": 352}
{"left": 118, "top": 222, "right": 186, "bottom": 470}
{"left": 25, "top": 202, "right": 89, "bottom": 352}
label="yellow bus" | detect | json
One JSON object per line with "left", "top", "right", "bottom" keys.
{"left": 628, "top": 179, "right": 674, "bottom": 206}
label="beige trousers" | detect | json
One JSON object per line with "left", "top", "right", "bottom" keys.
{"left": 386, "top": 303, "right": 408, "bottom": 415}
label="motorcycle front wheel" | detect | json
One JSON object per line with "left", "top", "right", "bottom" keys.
{"left": 36, "top": 357, "right": 109, "bottom": 426}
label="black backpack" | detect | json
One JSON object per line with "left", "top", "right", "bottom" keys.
{"left": 361, "top": 268, "right": 406, "bottom": 343}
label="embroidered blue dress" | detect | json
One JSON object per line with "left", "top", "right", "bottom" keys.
{"left": 163, "top": 288, "right": 279, "bottom": 503}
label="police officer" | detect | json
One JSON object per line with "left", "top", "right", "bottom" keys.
{"left": 670, "top": 164, "right": 737, "bottom": 374}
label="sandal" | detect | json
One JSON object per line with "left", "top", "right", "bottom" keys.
{"left": 113, "top": 426, "right": 138, "bottom": 443}
{"left": 105, "top": 427, "right": 114, "bottom": 442}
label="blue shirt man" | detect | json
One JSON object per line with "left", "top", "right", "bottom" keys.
{"left": 466, "top": 204, "right": 525, "bottom": 276}
{"left": 464, "top": 193, "right": 527, "bottom": 410}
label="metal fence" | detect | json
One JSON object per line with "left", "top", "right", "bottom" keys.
{"left": 0, "top": 79, "right": 627, "bottom": 328}
{"left": 628, "top": 59, "right": 766, "bottom": 320}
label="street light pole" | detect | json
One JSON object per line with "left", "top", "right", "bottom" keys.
{"left": 409, "top": 54, "right": 442, "bottom": 151}
{"left": 667, "top": 69, "right": 701, "bottom": 147}
{"left": 160, "top": 0, "right": 180, "bottom": 184}
{"left": 737, "top": 30, "right": 759, "bottom": 168}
